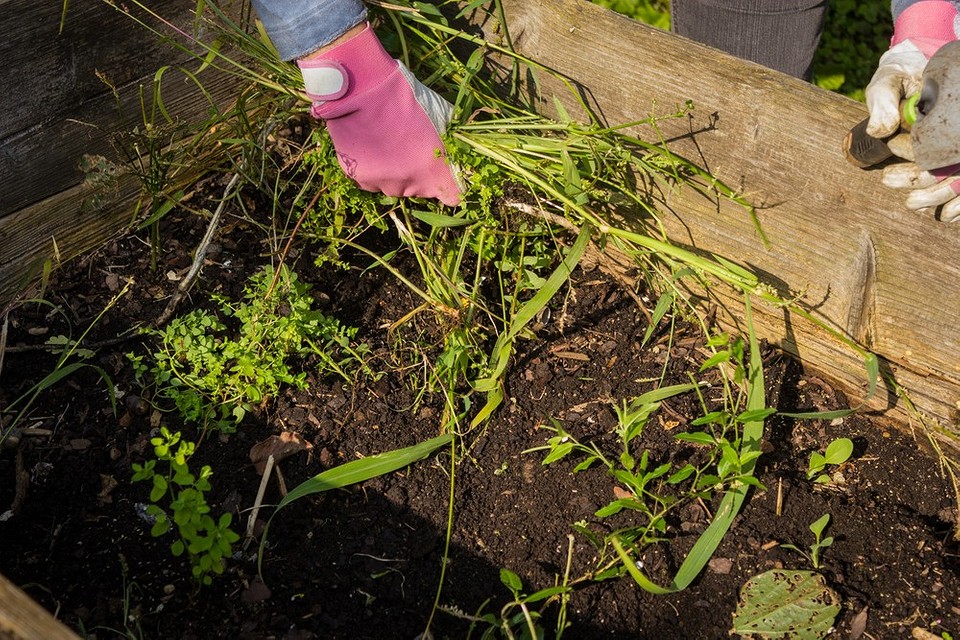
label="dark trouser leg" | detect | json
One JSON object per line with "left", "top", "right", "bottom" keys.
{"left": 671, "top": 0, "right": 828, "bottom": 80}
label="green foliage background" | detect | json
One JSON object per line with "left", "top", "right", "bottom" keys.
{"left": 590, "top": 0, "right": 892, "bottom": 99}
{"left": 813, "top": 0, "right": 892, "bottom": 99}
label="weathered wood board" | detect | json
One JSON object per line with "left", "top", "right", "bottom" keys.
{"left": 489, "top": 0, "right": 960, "bottom": 436}
{"left": 0, "top": 0, "right": 206, "bottom": 215}
{"left": 0, "top": 572, "right": 80, "bottom": 639}
{"left": 0, "top": 0, "right": 247, "bottom": 304}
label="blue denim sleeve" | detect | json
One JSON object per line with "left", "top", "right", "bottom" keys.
{"left": 251, "top": 0, "right": 367, "bottom": 61}
{"left": 892, "top": 0, "right": 960, "bottom": 20}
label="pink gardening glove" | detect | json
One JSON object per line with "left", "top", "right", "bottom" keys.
{"left": 297, "top": 24, "right": 460, "bottom": 206}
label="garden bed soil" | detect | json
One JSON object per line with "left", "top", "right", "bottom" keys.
{"left": 2, "top": 197, "right": 959, "bottom": 639}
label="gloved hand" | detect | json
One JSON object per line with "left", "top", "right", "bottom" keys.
{"left": 298, "top": 24, "right": 461, "bottom": 206}
{"left": 881, "top": 161, "right": 960, "bottom": 221}
{"left": 865, "top": 1, "right": 960, "bottom": 220}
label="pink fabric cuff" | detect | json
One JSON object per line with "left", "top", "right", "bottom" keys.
{"left": 892, "top": 0, "right": 960, "bottom": 57}
{"left": 297, "top": 24, "right": 396, "bottom": 116}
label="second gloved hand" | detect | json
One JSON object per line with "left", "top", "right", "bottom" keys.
{"left": 298, "top": 24, "right": 461, "bottom": 206}
{"left": 882, "top": 161, "right": 960, "bottom": 222}
{"left": 865, "top": 1, "right": 960, "bottom": 221}
{"left": 865, "top": 1, "right": 959, "bottom": 138}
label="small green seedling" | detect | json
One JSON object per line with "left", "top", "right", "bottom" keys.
{"left": 132, "top": 427, "right": 239, "bottom": 585}
{"left": 807, "top": 437, "right": 854, "bottom": 483}
{"left": 441, "top": 567, "right": 573, "bottom": 640}
{"left": 781, "top": 513, "right": 834, "bottom": 569}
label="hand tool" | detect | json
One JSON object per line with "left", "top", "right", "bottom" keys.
{"left": 843, "top": 40, "right": 960, "bottom": 170}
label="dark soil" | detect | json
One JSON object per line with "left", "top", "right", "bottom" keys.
{"left": 2, "top": 195, "right": 959, "bottom": 639}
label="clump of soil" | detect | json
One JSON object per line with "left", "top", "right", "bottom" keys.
{"left": 1, "top": 203, "right": 958, "bottom": 639}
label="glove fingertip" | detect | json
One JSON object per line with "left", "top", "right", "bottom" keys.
{"left": 941, "top": 204, "right": 960, "bottom": 223}
{"left": 865, "top": 107, "right": 900, "bottom": 138}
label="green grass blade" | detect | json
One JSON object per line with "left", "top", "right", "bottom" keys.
{"left": 275, "top": 434, "right": 453, "bottom": 511}
{"left": 473, "top": 222, "right": 592, "bottom": 392}
{"left": 259, "top": 434, "right": 453, "bottom": 579}
{"left": 505, "top": 221, "right": 592, "bottom": 343}
{"left": 641, "top": 290, "right": 674, "bottom": 348}
{"left": 632, "top": 382, "right": 703, "bottom": 406}
{"left": 611, "top": 536, "right": 675, "bottom": 594}
{"left": 411, "top": 210, "right": 474, "bottom": 228}
{"left": 740, "top": 295, "right": 766, "bottom": 464}
{"left": 864, "top": 352, "right": 879, "bottom": 400}
{"left": 615, "top": 296, "right": 768, "bottom": 593}
{"left": 470, "top": 223, "right": 592, "bottom": 427}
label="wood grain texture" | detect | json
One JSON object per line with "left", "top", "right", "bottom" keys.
{"left": 0, "top": 1, "right": 248, "bottom": 303}
{"left": 491, "top": 0, "right": 960, "bottom": 434}
{"left": 0, "top": 0, "right": 199, "bottom": 139}
{"left": 0, "top": 572, "right": 80, "bottom": 639}
{"left": 0, "top": 0, "right": 246, "bottom": 215}
{"left": 1, "top": 68, "right": 240, "bottom": 216}
{"left": 0, "top": 172, "right": 144, "bottom": 306}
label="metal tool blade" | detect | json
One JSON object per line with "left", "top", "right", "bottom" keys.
{"left": 911, "top": 40, "right": 960, "bottom": 170}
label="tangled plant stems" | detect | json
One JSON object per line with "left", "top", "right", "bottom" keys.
{"left": 101, "top": 0, "right": 960, "bottom": 625}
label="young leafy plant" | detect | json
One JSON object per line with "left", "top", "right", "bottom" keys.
{"left": 130, "top": 264, "right": 369, "bottom": 432}
{"left": 440, "top": 558, "right": 575, "bottom": 640}
{"left": 1, "top": 285, "right": 127, "bottom": 446}
{"left": 132, "top": 427, "right": 240, "bottom": 585}
{"left": 781, "top": 513, "right": 835, "bottom": 570}
{"left": 530, "top": 382, "right": 704, "bottom": 544}
{"left": 807, "top": 437, "right": 854, "bottom": 483}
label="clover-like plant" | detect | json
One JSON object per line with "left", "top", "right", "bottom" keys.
{"left": 132, "top": 427, "right": 240, "bottom": 585}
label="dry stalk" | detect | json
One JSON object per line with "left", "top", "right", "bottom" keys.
{"left": 154, "top": 172, "right": 240, "bottom": 327}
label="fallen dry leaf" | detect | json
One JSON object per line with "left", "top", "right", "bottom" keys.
{"left": 240, "top": 578, "right": 272, "bottom": 604}
{"left": 67, "top": 438, "right": 92, "bottom": 452}
{"left": 98, "top": 474, "right": 118, "bottom": 505}
{"left": 707, "top": 557, "right": 733, "bottom": 574}
{"left": 249, "top": 432, "right": 313, "bottom": 474}
{"left": 105, "top": 272, "right": 120, "bottom": 292}
{"left": 849, "top": 606, "right": 868, "bottom": 640}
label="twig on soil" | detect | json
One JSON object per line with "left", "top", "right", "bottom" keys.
{"left": 274, "top": 465, "right": 288, "bottom": 497}
{"left": 244, "top": 453, "right": 274, "bottom": 552}
{"left": 0, "top": 311, "right": 8, "bottom": 382}
{"left": 154, "top": 172, "right": 240, "bottom": 327}
{"left": 10, "top": 449, "right": 29, "bottom": 515}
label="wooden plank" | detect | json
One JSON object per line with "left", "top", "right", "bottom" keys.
{"left": 489, "top": 0, "right": 960, "bottom": 434}
{"left": 0, "top": 0, "right": 200, "bottom": 139}
{"left": 0, "top": 572, "right": 80, "bottom": 639}
{"left": 0, "top": 59, "right": 244, "bottom": 305}
{"left": 0, "top": 0, "right": 240, "bottom": 216}
{"left": 0, "top": 172, "right": 145, "bottom": 305}
{"left": 1, "top": 67, "right": 240, "bottom": 217}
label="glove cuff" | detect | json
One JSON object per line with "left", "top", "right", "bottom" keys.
{"left": 892, "top": 0, "right": 960, "bottom": 57}
{"left": 297, "top": 24, "right": 397, "bottom": 105}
